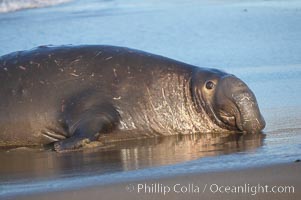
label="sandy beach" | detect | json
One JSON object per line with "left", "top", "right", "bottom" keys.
{"left": 11, "top": 162, "right": 299, "bottom": 200}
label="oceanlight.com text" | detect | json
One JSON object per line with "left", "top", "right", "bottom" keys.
{"left": 125, "top": 183, "right": 295, "bottom": 196}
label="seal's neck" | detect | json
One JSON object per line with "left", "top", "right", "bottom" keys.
{"left": 142, "top": 71, "right": 227, "bottom": 135}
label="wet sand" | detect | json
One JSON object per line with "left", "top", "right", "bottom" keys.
{"left": 14, "top": 162, "right": 301, "bottom": 200}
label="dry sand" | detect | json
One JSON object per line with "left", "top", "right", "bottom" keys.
{"left": 14, "top": 162, "right": 300, "bottom": 200}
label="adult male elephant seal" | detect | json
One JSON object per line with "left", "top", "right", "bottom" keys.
{"left": 0, "top": 45, "right": 265, "bottom": 152}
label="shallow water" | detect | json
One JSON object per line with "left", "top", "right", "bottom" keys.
{"left": 0, "top": 133, "right": 264, "bottom": 181}
{"left": 0, "top": 0, "right": 301, "bottom": 198}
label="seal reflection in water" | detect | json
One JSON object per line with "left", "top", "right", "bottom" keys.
{"left": 0, "top": 45, "right": 265, "bottom": 152}
{"left": 0, "top": 133, "right": 265, "bottom": 179}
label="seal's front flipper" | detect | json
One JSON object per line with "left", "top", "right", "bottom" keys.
{"left": 54, "top": 137, "right": 91, "bottom": 152}
{"left": 54, "top": 104, "right": 120, "bottom": 152}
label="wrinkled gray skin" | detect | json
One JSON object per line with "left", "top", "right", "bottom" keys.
{"left": 0, "top": 45, "right": 265, "bottom": 152}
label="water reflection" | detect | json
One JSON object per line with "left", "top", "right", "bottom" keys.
{"left": 0, "top": 132, "right": 265, "bottom": 182}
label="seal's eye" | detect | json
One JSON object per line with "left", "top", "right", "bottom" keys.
{"left": 205, "top": 81, "right": 215, "bottom": 90}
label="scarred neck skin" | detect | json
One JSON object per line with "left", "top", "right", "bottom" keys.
{"left": 118, "top": 66, "right": 229, "bottom": 135}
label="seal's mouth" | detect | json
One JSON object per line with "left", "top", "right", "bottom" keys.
{"left": 219, "top": 111, "right": 237, "bottom": 128}
{"left": 204, "top": 102, "right": 242, "bottom": 132}
{"left": 218, "top": 109, "right": 243, "bottom": 132}
{"left": 215, "top": 92, "right": 266, "bottom": 133}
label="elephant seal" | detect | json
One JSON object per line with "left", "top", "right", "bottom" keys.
{"left": 0, "top": 45, "right": 265, "bottom": 152}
